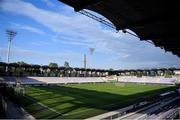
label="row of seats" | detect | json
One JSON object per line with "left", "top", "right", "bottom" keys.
{"left": 2, "top": 77, "right": 105, "bottom": 85}
{"left": 117, "top": 76, "right": 177, "bottom": 84}
{"left": 2, "top": 76, "right": 177, "bottom": 85}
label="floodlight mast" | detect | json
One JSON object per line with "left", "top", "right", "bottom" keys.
{"left": 6, "top": 30, "right": 17, "bottom": 63}
{"left": 84, "top": 54, "right": 86, "bottom": 69}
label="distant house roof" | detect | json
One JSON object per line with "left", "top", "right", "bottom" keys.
{"left": 58, "top": 0, "right": 180, "bottom": 57}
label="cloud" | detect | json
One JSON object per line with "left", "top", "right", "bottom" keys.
{"left": 31, "top": 41, "right": 49, "bottom": 46}
{"left": 41, "top": 0, "right": 55, "bottom": 7}
{"left": 121, "top": 54, "right": 130, "bottom": 58}
{"left": 13, "top": 23, "right": 45, "bottom": 34}
{"left": 51, "top": 34, "right": 93, "bottom": 46}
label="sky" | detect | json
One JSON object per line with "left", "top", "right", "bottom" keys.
{"left": 0, "top": 0, "right": 180, "bottom": 69}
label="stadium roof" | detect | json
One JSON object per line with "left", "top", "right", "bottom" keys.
{"left": 58, "top": 0, "right": 180, "bottom": 57}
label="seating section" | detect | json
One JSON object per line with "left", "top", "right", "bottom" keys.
{"left": 2, "top": 77, "right": 105, "bottom": 85}
{"left": 2, "top": 77, "right": 17, "bottom": 85}
{"left": 20, "top": 77, "right": 45, "bottom": 85}
{"left": 29, "top": 77, "right": 104, "bottom": 84}
{"left": 2, "top": 77, "right": 45, "bottom": 85}
{"left": 118, "top": 76, "right": 177, "bottom": 84}
{"left": 2, "top": 76, "right": 177, "bottom": 85}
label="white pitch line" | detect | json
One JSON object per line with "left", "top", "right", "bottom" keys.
{"left": 24, "top": 96, "right": 62, "bottom": 115}
{"left": 25, "top": 96, "right": 96, "bottom": 117}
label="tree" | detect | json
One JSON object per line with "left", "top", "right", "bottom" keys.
{"left": 64, "top": 61, "right": 70, "bottom": 68}
{"left": 16, "top": 61, "right": 27, "bottom": 65}
{"left": 49, "top": 62, "right": 58, "bottom": 68}
{"left": 108, "top": 68, "right": 114, "bottom": 76}
{"left": 109, "top": 68, "right": 114, "bottom": 71}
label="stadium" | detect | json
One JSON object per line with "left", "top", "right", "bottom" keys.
{"left": 1, "top": 63, "right": 180, "bottom": 119}
{"left": 1, "top": 0, "right": 180, "bottom": 120}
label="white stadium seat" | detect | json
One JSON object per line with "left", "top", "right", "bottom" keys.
{"left": 2, "top": 76, "right": 177, "bottom": 85}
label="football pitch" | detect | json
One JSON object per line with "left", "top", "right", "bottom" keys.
{"left": 19, "top": 83, "right": 176, "bottom": 119}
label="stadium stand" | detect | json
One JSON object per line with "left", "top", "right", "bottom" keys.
{"left": 118, "top": 76, "right": 177, "bottom": 84}
{"left": 2, "top": 77, "right": 105, "bottom": 85}
{"left": 1, "top": 76, "right": 177, "bottom": 85}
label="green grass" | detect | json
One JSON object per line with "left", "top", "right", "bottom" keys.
{"left": 19, "top": 83, "right": 176, "bottom": 119}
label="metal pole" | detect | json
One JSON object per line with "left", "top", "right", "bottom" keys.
{"left": 84, "top": 54, "right": 87, "bottom": 77}
{"left": 84, "top": 54, "right": 86, "bottom": 69}
{"left": 6, "top": 39, "right": 12, "bottom": 63}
